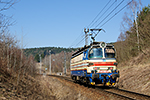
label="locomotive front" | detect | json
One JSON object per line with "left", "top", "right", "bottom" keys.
{"left": 71, "top": 42, "right": 119, "bottom": 86}
{"left": 87, "top": 42, "right": 119, "bottom": 86}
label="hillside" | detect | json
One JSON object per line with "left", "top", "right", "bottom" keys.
{"left": 116, "top": 48, "right": 150, "bottom": 95}
{"left": 113, "top": 4, "right": 150, "bottom": 95}
{"left": 0, "top": 69, "right": 56, "bottom": 100}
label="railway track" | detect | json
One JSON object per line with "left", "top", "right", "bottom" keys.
{"left": 102, "top": 87, "right": 150, "bottom": 100}
{"left": 48, "top": 74, "right": 150, "bottom": 100}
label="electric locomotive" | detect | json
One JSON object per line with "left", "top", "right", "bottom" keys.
{"left": 70, "top": 30, "right": 119, "bottom": 86}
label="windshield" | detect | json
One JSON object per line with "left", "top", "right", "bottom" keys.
{"left": 105, "top": 48, "right": 115, "bottom": 58}
{"left": 89, "top": 48, "right": 103, "bottom": 59}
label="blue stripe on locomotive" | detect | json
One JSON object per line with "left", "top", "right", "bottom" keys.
{"left": 71, "top": 69, "right": 87, "bottom": 76}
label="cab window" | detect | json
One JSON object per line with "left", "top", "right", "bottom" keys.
{"left": 89, "top": 48, "right": 103, "bottom": 59}
{"left": 105, "top": 48, "right": 115, "bottom": 58}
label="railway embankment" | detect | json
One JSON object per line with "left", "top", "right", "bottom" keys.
{"left": 0, "top": 71, "right": 120, "bottom": 100}
{"left": 0, "top": 69, "right": 56, "bottom": 100}
{"left": 46, "top": 74, "right": 150, "bottom": 100}
{"left": 117, "top": 49, "right": 150, "bottom": 96}
{"left": 1, "top": 65, "right": 150, "bottom": 100}
{"left": 40, "top": 75, "right": 124, "bottom": 100}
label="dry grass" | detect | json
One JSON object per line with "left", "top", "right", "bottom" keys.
{"left": 0, "top": 68, "right": 56, "bottom": 100}
{"left": 39, "top": 76, "right": 120, "bottom": 100}
{"left": 117, "top": 48, "right": 150, "bottom": 96}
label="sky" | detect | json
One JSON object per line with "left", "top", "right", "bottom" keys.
{"left": 3, "top": 0, "right": 150, "bottom": 48}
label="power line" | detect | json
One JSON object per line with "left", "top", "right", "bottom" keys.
{"left": 70, "top": 0, "right": 133, "bottom": 48}
{"left": 88, "top": 0, "right": 111, "bottom": 28}
{"left": 73, "top": 0, "right": 113, "bottom": 47}
{"left": 71, "top": 0, "right": 112, "bottom": 48}
{"left": 90, "top": 0, "right": 117, "bottom": 28}
{"left": 75, "top": 36, "right": 85, "bottom": 47}
{"left": 69, "top": 30, "right": 85, "bottom": 48}
{"left": 99, "top": 0, "right": 133, "bottom": 28}
{"left": 95, "top": 0, "right": 124, "bottom": 28}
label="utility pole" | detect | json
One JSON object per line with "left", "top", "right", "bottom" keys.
{"left": 49, "top": 50, "right": 51, "bottom": 75}
{"left": 84, "top": 28, "right": 89, "bottom": 46}
{"left": 53, "top": 59, "right": 55, "bottom": 72}
{"left": 64, "top": 51, "right": 66, "bottom": 75}
{"left": 39, "top": 54, "right": 41, "bottom": 74}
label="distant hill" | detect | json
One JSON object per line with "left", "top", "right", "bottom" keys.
{"left": 23, "top": 47, "right": 77, "bottom": 57}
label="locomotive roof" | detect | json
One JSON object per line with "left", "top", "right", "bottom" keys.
{"left": 72, "top": 42, "right": 114, "bottom": 57}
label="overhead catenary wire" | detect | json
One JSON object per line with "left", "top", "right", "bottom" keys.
{"left": 69, "top": 30, "right": 85, "bottom": 48}
{"left": 90, "top": 0, "right": 117, "bottom": 28}
{"left": 70, "top": 0, "right": 117, "bottom": 47}
{"left": 70, "top": 0, "right": 112, "bottom": 48}
{"left": 95, "top": 0, "right": 125, "bottom": 28}
{"left": 69, "top": 0, "right": 133, "bottom": 48}
{"left": 88, "top": 0, "right": 112, "bottom": 28}
{"left": 98, "top": 0, "right": 133, "bottom": 28}
{"left": 74, "top": 0, "right": 120, "bottom": 47}
{"left": 75, "top": 36, "right": 85, "bottom": 47}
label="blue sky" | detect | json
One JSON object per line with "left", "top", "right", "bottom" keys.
{"left": 4, "top": 0, "right": 150, "bottom": 48}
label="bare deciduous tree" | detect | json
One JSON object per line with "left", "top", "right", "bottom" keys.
{"left": 119, "top": 0, "right": 142, "bottom": 48}
{"left": 0, "top": 0, "right": 37, "bottom": 85}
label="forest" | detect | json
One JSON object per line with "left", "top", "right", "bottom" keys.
{"left": 115, "top": 3, "right": 150, "bottom": 63}
{"left": 23, "top": 47, "right": 77, "bottom": 62}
